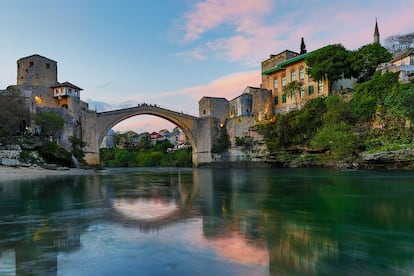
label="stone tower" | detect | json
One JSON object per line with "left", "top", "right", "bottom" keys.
{"left": 374, "top": 19, "right": 380, "bottom": 44}
{"left": 17, "top": 54, "right": 57, "bottom": 87}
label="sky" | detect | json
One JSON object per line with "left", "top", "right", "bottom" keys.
{"left": 1, "top": 0, "right": 413, "bottom": 133}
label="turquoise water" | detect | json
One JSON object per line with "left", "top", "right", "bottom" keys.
{"left": 1, "top": 168, "right": 414, "bottom": 275}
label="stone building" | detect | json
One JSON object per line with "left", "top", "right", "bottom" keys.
{"left": 377, "top": 49, "right": 414, "bottom": 83}
{"left": 199, "top": 97, "right": 229, "bottom": 123}
{"left": 2, "top": 54, "right": 94, "bottom": 152}
{"left": 261, "top": 48, "right": 330, "bottom": 114}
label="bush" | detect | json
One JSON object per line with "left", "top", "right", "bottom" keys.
{"left": 258, "top": 97, "right": 326, "bottom": 150}
{"left": 311, "top": 122, "right": 359, "bottom": 159}
{"left": 211, "top": 126, "right": 231, "bottom": 153}
{"left": 350, "top": 72, "right": 399, "bottom": 122}
{"left": 38, "top": 141, "right": 72, "bottom": 166}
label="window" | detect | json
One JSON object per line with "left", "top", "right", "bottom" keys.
{"left": 282, "top": 77, "right": 286, "bottom": 86}
{"left": 282, "top": 94, "right": 287, "bottom": 103}
{"left": 299, "top": 69, "right": 305, "bottom": 80}
{"left": 291, "top": 71, "right": 296, "bottom": 81}
{"left": 300, "top": 88, "right": 305, "bottom": 98}
{"left": 274, "top": 96, "right": 279, "bottom": 105}
{"left": 29, "top": 61, "right": 33, "bottom": 67}
{"left": 309, "top": 85, "right": 314, "bottom": 95}
{"left": 46, "top": 63, "right": 50, "bottom": 69}
{"left": 318, "top": 81, "right": 324, "bottom": 93}
{"left": 273, "top": 79, "right": 278, "bottom": 89}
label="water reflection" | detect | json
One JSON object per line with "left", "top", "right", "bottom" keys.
{"left": 0, "top": 168, "right": 414, "bottom": 275}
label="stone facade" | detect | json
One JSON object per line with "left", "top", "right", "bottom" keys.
{"left": 2, "top": 54, "right": 90, "bottom": 157}
{"left": 262, "top": 47, "right": 356, "bottom": 114}
{"left": 17, "top": 55, "right": 57, "bottom": 87}
{"left": 262, "top": 50, "right": 329, "bottom": 114}
{"left": 377, "top": 49, "right": 414, "bottom": 83}
{"left": 199, "top": 97, "right": 229, "bottom": 123}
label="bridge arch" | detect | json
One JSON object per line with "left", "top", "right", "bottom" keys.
{"left": 96, "top": 105, "right": 199, "bottom": 162}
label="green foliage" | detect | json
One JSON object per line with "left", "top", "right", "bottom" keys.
{"left": 350, "top": 43, "right": 392, "bottom": 82}
{"left": 384, "top": 82, "right": 414, "bottom": 123}
{"left": 69, "top": 135, "right": 87, "bottom": 164}
{"left": 113, "top": 149, "right": 137, "bottom": 167}
{"left": 311, "top": 122, "right": 359, "bottom": 159}
{"left": 100, "top": 145, "right": 192, "bottom": 168}
{"left": 323, "top": 95, "right": 351, "bottom": 124}
{"left": 211, "top": 126, "right": 231, "bottom": 153}
{"left": 35, "top": 112, "right": 64, "bottom": 137}
{"left": 154, "top": 140, "right": 173, "bottom": 152}
{"left": 19, "top": 150, "right": 41, "bottom": 164}
{"left": 235, "top": 136, "right": 253, "bottom": 150}
{"left": 173, "top": 149, "right": 192, "bottom": 167}
{"left": 38, "top": 140, "right": 72, "bottom": 166}
{"left": 0, "top": 88, "right": 30, "bottom": 144}
{"left": 350, "top": 72, "right": 399, "bottom": 122}
{"left": 283, "top": 80, "right": 303, "bottom": 107}
{"left": 258, "top": 97, "right": 326, "bottom": 150}
{"left": 306, "top": 44, "right": 355, "bottom": 92}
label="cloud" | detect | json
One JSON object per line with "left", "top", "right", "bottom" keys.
{"left": 179, "top": 0, "right": 414, "bottom": 65}
{"left": 183, "top": 0, "right": 273, "bottom": 42}
{"left": 94, "top": 82, "right": 111, "bottom": 89}
{"left": 159, "top": 70, "right": 261, "bottom": 101}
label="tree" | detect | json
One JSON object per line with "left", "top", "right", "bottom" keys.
{"left": 350, "top": 43, "right": 392, "bottom": 82}
{"left": 211, "top": 124, "right": 231, "bottom": 153}
{"left": 35, "top": 112, "right": 64, "bottom": 138}
{"left": 283, "top": 80, "right": 303, "bottom": 109}
{"left": 350, "top": 71, "right": 399, "bottom": 122}
{"left": 311, "top": 122, "right": 359, "bottom": 159}
{"left": 0, "top": 88, "right": 30, "bottom": 144}
{"left": 306, "top": 44, "right": 355, "bottom": 93}
{"left": 69, "top": 135, "right": 87, "bottom": 162}
{"left": 384, "top": 32, "right": 414, "bottom": 53}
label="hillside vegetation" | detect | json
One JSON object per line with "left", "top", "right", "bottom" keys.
{"left": 100, "top": 140, "right": 192, "bottom": 167}
{"left": 258, "top": 72, "right": 414, "bottom": 167}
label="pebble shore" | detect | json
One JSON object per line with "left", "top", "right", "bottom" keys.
{"left": 0, "top": 165, "right": 96, "bottom": 180}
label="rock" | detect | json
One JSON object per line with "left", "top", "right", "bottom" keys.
{"left": 360, "top": 149, "right": 414, "bottom": 163}
{"left": 1, "top": 158, "right": 20, "bottom": 166}
{"left": 44, "top": 164, "right": 57, "bottom": 170}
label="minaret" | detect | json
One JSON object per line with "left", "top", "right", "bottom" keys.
{"left": 300, "top": 37, "right": 307, "bottom": 55}
{"left": 373, "top": 19, "right": 380, "bottom": 44}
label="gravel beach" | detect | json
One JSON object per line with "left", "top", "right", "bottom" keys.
{"left": 0, "top": 165, "right": 96, "bottom": 180}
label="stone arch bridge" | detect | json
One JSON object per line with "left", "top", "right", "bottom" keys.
{"left": 83, "top": 105, "right": 218, "bottom": 167}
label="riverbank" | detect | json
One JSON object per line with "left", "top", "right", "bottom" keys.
{"left": 0, "top": 165, "right": 96, "bottom": 180}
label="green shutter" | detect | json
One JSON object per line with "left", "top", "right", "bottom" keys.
{"left": 308, "top": 85, "right": 314, "bottom": 95}
{"left": 282, "top": 94, "right": 287, "bottom": 103}
{"left": 274, "top": 96, "right": 279, "bottom": 105}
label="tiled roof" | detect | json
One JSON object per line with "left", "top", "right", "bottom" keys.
{"left": 262, "top": 51, "right": 313, "bottom": 75}
{"left": 17, "top": 54, "right": 57, "bottom": 64}
{"left": 51, "top": 81, "right": 83, "bottom": 91}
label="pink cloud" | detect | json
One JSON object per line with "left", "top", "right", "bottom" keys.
{"left": 183, "top": 0, "right": 274, "bottom": 41}
{"left": 160, "top": 70, "right": 261, "bottom": 101}
{"left": 181, "top": 0, "right": 414, "bottom": 66}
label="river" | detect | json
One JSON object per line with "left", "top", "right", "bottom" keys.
{"left": 0, "top": 168, "right": 414, "bottom": 275}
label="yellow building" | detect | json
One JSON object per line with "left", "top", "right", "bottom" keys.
{"left": 261, "top": 49, "right": 329, "bottom": 114}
